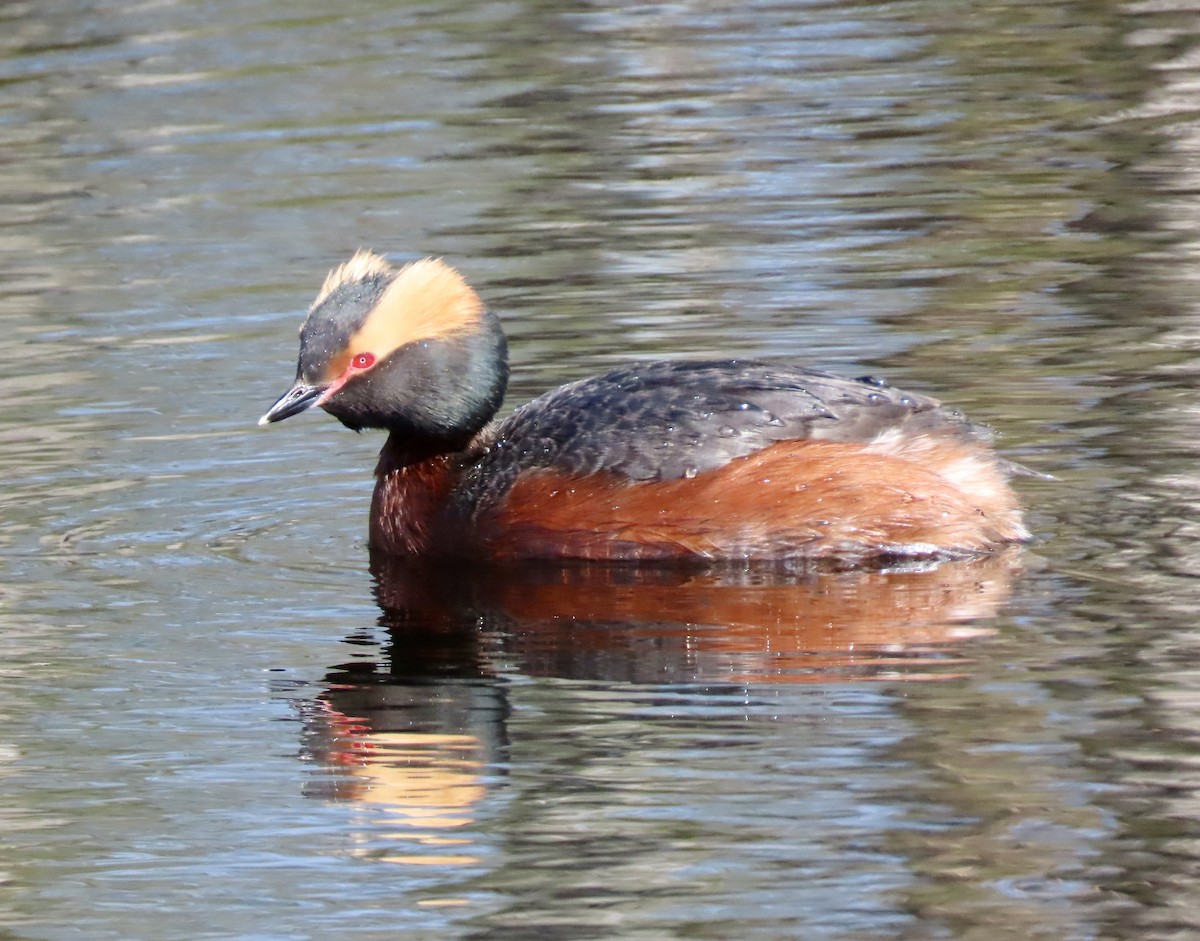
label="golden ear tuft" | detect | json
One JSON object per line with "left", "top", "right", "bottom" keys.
{"left": 349, "top": 257, "right": 486, "bottom": 357}
{"left": 313, "top": 249, "right": 395, "bottom": 307}
{"left": 387, "top": 257, "right": 483, "bottom": 324}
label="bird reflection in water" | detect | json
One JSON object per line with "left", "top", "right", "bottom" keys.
{"left": 302, "top": 688, "right": 493, "bottom": 868}
{"left": 299, "top": 549, "right": 1021, "bottom": 865}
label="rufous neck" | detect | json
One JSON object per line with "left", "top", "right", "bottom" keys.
{"left": 369, "top": 443, "right": 459, "bottom": 557}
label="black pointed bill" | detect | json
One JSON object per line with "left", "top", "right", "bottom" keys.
{"left": 258, "top": 381, "right": 327, "bottom": 425}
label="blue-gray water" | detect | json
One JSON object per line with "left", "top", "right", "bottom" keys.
{"left": 2, "top": 1, "right": 1198, "bottom": 938}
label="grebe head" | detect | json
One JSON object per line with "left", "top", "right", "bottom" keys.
{"left": 259, "top": 251, "right": 508, "bottom": 446}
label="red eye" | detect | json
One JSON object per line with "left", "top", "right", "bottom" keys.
{"left": 351, "top": 352, "right": 375, "bottom": 370}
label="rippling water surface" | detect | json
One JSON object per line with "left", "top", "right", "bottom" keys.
{"left": 3, "top": 1, "right": 1200, "bottom": 938}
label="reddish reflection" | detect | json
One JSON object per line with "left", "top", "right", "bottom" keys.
{"left": 303, "top": 552, "right": 1020, "bottom": 863}
{"left": 372, "top": 550, "right": 1023, "bottom": 684}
